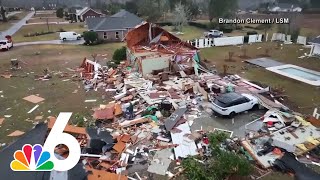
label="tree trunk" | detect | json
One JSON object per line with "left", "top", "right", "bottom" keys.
{"left": 1, "top": 6, "right": 7, "bottom": 22}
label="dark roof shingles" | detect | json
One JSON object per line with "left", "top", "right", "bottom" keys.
{"left": 87, "top": 10, "right": 143, "bottom": 31}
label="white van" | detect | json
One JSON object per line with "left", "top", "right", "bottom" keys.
{"left": 59, "top": 31, "right": 82, "bottom": 41}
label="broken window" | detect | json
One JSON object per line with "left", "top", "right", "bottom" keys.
{"left": 104, "top": 32, "right": 108, "bottom": 39}
{"left": 115, "top": 32, "right": 119, "bottom": 39}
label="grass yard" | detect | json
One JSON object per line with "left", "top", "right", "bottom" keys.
{"left": 0, "top": 43, "right": 124, "bottom": 145}
{"left": 12, "top": 23, "right": 86, "bottom": 42}
{"left": 162, "top": 25, "right": 204, "bottom": 40}
{"left": 201, "top": 42, "right": 320, "bottom": 114}
{"left": 33, "top": 11, "right": 56, "bottom": 18}
{"left": 27, "top": 17, "right": 67, "bottom": 24}
{"left": 0, "top": 11, "right": 29, "bottom": 31}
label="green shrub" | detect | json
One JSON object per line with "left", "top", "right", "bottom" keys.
{"left": 58, "top": 28, "right": 66, "bottom": 32}
{"left": 212, "top": 151, "right": 253, "bottom": 179}
{"left": 83, "top": 31, "right": 98, "bottom": 45}
{"left": 247, "top": 31, "right": 258, "bottom": 35}
{"left": 112, "top": 46, "right": 127, "bottom": 64}
{"left": 156, "top": 22, "right": 173, "bottom": 26}
{"left": 183, "top": 132, "right": 253, "bottom": 180}
{"left": 7, "top": 15, "right": 19, "bottom": 20}
{"left": 208, "top": 21, "right": 218, "bottom": 29}
{"left": 56, "top": 8, "right": 64, "bottom": 18}
{"left": 219, "top": 24, "right": 234, "bottom": 33}
{"left": 182, "top": 158, "right": 209, "bottom": 180}
{"left": 244, "top": 35, "right": 249, "bottom": 43}
{"left": 244, "top": 25, "right": 255, "bottom": 29}
{"left": 188, "top": 22, "right": 208, "bottom": 29}
{"left": 291, "top": 28, "right": 300, "bottom": 43}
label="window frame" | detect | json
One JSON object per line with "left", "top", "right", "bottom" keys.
{"left": 115, "top": 31, "right": 120, "bottom": 39}
{"left": 103, "top": 32, "right": 108, "bottom": 39}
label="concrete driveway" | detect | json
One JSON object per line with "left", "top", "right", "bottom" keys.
{"left": 0, "top": 11, "right": 35, "bottom": 39}
{"left": 14, "top": 39, "right": 85, "bottom": 47}
{"left": 191, "top": 107, "right": 267, "bottom": 138}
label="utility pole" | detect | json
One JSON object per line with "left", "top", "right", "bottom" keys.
{"left": 46, "top": 18, "right": 50, "bottom": 32}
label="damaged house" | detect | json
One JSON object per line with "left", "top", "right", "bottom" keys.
{"left": 125, "top": 22, "right": 200, "bottom": 76}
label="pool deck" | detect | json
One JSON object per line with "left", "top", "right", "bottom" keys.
{"left": 266, "top": 64, "right": 320, "bottom": 86}
{"left": 246, "top": 58, "right": 285, "bottom": 68}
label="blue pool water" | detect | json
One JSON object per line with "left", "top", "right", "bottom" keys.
{"left": 279, "top": 67, "right": 320, "bottom": 81}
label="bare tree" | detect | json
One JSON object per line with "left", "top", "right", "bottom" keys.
{"left": 0, "top": 0, "right": 7, "bottom": 22}
{"left": 172, "top": 2, "right": 189, "bottom": 32}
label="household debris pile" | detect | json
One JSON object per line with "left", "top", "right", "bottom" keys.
{"left": 1, "top": 22, "right": 320, "bottom": 180}
{"left": 45, "top": 51, "right": 320, "bottom": 179}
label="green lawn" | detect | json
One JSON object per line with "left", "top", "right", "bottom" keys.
{"left": 0, "top": 11, "right": 29, "bottom": 31}
{"left": 33, "top": 12, "right": 56, "bottom": 18}
{"left": 162, "top": 25, "right": 204, "bottom": 40}
{"left": 12, "top": 23, "right": 86, "bottom": 42}
{"left": 0, "top": 43, "right": 124, "bottom": 145}
{"left": 201, "top": 42, "right": 320, "bottom": 114}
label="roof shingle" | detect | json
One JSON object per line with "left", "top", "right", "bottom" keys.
{"left": 87, "top": 10, "right": 143, "bottom": 31}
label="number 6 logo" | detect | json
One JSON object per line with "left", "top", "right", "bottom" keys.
{"left": 43, "top": 113, "right": 81, "bottom": 171}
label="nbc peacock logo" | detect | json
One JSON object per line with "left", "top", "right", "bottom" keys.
{"left": 9, "top": 113, "right": 82, "bottom": 172}
{"left": 10, "top": 144, "right": 54, "bottom": 171}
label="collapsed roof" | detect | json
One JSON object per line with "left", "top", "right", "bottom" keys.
{"left": 125, "top": 22, "right": 198, "bottom": 54}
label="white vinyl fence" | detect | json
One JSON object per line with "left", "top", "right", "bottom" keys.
{"left": 188, "top": 35, "right": 251, "bottom": 49}
{"left": 187, "top": 33, "right": 307, "bottom": 49}
{"left": 297, "top": 36, "right": 307, "bottom": 45}
{"left": 248, "top": 34, "right": 263, "bottom": 43}
{"left": 214, "top": 36, "right": 244, "bottom": 46}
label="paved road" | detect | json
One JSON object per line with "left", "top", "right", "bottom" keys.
{"left": 0, "top": 11, "right": 35, "bottom": 39}
{"left": 191, "top": 102, "right": 267, "bottom": 137}
{"left": 15, "top": 39, "right": 85, "bottom": 46}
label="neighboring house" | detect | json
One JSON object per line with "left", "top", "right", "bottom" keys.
{"left": 68, "top": 6, "right": 83, "bottom": 22}
{"left": 309, "top": 36, "right": 320, "bottom": 57}
{"left": 86, "top": 10, "right": 144, "bottom": 42}
{"left": 269, "top": 3, "right": 302, "bottom": 12}
{"left": 76, "top": 7, "right": 103, "bottom": 22}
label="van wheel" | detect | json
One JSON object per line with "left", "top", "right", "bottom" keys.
{"left": 229, "top": 112, "right": 236, "bottom": 118}
{"left": 63, "top": 38, "right": 66, "bottom": 41}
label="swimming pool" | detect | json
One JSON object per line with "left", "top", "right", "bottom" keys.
{"left": 266, "top": 65, "right": 320, "bottom": 86}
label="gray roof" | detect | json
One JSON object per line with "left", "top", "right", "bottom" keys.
{"left": 310, "top": 37, "right": 320, "bottom": 44}
{"left": 87, "top": 10, "right": 143, "bottom": 31}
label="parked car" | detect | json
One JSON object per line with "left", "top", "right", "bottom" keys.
{"left": 210, "top": 92, "right": 259, "bottom": 117}
{"left": 0, "top": 39, "right": 13, "bottom": 50}
{"left": 59, "top": 31, "right": 82, "bottom": 41}
{"left": 204, "top": 30, "right": 224, "bottom": 38}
